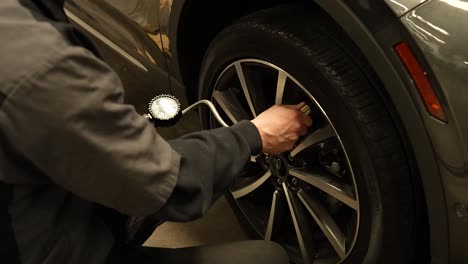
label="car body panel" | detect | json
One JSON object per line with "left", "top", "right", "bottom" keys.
{"left": 159, "top": 0, "right": 196, "bottom": 103}
{"left": 401, "top": 1, "right": 468, "bottom": 262}
{"left": 64, "top": 0, "right": 172, "bottom": 112}
{"left": 67, "top": 0, "right": 166, "bottom": 70}
{"left": 385, "top": 0, "right": 429, "bottom": 16}
{"left": 158, "top": 0, "right": 191, "bottom": 107}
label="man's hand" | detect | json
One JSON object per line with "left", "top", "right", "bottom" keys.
{"left": 251, "top": 102, "right": 313, "bottom": 155}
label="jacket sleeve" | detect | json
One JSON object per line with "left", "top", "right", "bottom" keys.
{"left": 156, "top": 120, "right": 262, "bottom": 222}
{"left": 0, "top": 46, "right": 262, "bottom": 219}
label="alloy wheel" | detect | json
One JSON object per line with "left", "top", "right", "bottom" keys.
{"left": 209, "top": 59, "right": 360, "bottom": 264}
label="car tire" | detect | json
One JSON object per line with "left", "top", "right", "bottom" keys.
{"left": 198, "top": 4, "right": 419, "bottom": 264}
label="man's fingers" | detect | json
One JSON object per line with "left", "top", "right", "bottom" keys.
{"left": 282, "top": 105, "right": 298, "bottom": 110}
{"left": 295, "top": 102, "right": 307, "bottom": 110}
{"left": 281, "top": 102, "right": 306, "bottom": 110}
{"left": 282, "top": 103, "right": 312, "bottom": 127}
{"left": 299, "top": 126, "right": 308, "bottom": 136}
{"left": 289, "top": 134, "right": 299, "bottom": 142}
{"left": 303, "top": 114, "right": 313, "bottom": 127}
{"left": 255, "top": 102, "right": 314, "bottom": 154}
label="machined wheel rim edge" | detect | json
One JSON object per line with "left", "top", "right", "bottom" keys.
{"left": 209, "top": 58, "right": 361, "bottom": 264}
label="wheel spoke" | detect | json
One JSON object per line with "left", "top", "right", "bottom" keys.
{"left": 290, "top": 169, "right": 358, "bottom": 210}
{"left": 212, "top": 90, "right": 251, "bottom": 124}
{"left": 265, "top": 190, "right": 283, "bottom": 241}
{"left": 235, "top": 62, "right": 257, "bottom": 117}
{"left": 250, "top": 156, "right": 257, "bottom": 163}
{"left": 290, "top": 124, "right": 336, "bottom": 158}
{"left": 275, "top": 71, "right": 287, "bottom": 105}
{"left": 283, "top": 183, "right": 315, "bottom": 264}
{"left": 212, "top": 91, "right": 239, "bottom": 124}
{"left": 232, "top": 171, "right": 272, "bottom": 199}
{"left": 298, "top": 190, "right": 347, "bottom": 259}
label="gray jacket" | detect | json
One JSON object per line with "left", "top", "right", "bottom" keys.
{"left": 0, "top": 1, "right": 262, "bottom": 263}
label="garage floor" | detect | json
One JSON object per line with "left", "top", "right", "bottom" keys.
{"left": 143, "top": 197, "right": 249, "bottom": 248}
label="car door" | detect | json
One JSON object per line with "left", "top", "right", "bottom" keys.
{"left": 64, "top": 0, "right": 171, "bottom": 113}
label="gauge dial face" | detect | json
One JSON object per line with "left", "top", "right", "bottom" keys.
{"left": 149, "top": 96, "right": 180, "bottom": 120}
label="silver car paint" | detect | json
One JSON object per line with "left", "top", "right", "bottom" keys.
{"left": 402, "top": 1, "right": 468, "bottom": 262}
{"left": 385, "top": 0, "right": 428, "bottom": 16}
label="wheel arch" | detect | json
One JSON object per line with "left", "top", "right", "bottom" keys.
{"left": 313, "top": 1, "right": 448, "bottom": 263}
{"left": 171, "top": 1, "right": 448, "bottom": 262}
{"left": 169, "top": 0, "right": 292, "bottom": 101}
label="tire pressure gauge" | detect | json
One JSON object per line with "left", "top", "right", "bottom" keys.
{"left": 145, "top": 94, "right": 182, "bottom": 127}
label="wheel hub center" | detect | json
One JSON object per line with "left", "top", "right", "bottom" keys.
{"left": 269, "top": 155, "right": 289, "bottom": 178}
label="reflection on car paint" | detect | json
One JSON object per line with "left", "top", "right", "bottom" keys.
{"left": 385, "top": 0, "right": 429, "bottom": 16}
{"left": 402, "top": 1, "right": 468, "bottom": 170}
{"left": 104, "top": 0, "right": 159, "bottom": 33}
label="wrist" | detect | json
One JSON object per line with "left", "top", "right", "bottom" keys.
{"left": 230, "top": 120, "right": 263, "bottom": 155}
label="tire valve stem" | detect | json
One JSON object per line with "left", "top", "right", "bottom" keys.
{"left": 300, "top": 104, "right": 311, "bottom": 115}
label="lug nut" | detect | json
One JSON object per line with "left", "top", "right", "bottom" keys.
{"left": 291, "top": 177, "right": 298, "bottom": 185}
{"left": 329, "top": 162, "right": 341, "bottom": 174}
{"left": 455, "top": 203, "right": 468, "bottom": 218}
